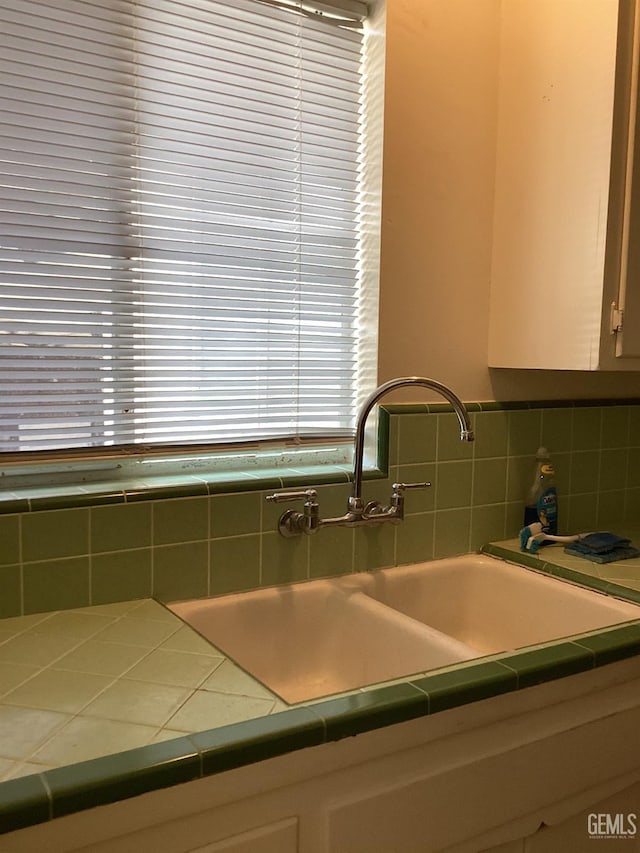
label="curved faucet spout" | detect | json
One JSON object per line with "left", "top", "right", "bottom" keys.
{"left": 266, "top": 375, "right": 474, "bottom": 536}
{"left": 350, "top": 376, "right": 474, "bottom": 509}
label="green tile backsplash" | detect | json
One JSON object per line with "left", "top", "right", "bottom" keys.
{"left": 1, "top": 399, "right": 639, "bottom": 617}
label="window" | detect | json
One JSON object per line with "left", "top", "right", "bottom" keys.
{"left": 0, "top": 0, "right": 382, "bottom": 456}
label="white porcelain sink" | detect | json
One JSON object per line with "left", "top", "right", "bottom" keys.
{"left": 169, "top": 579, "right": 481, "bottom": 703}
{"left": 169, "top": 554, "right": 640, "bottom": 703}
{"left": 334, "top": 554, "right": 640, "bottom": 655}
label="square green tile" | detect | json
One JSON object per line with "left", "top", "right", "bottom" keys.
{"left": 152, "top": 542, "right": 209, "bottom": 602}
{"left": 310, "top": 683, "right": 428, "bottom": 741}
{"left": 601, "top": 406, "right": 630, "bottom": 449}
{"left": 572, "top": 407, "right": 602, "bottom": 452}
{"left": 210, "top": 492, "right": 261, "bottom": 538}
{"left": 22, "top": 508, "right": 89, "bottom": 562}
{"left": 550, "top": 451, "right": 571, "bottom": 496}
{"left": 506, "top": 410, "right": 542, "bottom": 457}
{"left": 433, "top": 508, "right": 471, "bottom": 559}
{"left": 470, "top": 504, "right": 506, "bottom": 551}
{"left": 599, "top": 448, "right": 628, "bottom": 492}
{"left": 398, "top": 413, "right": 437, "bottom": 465}
{"left": 435, "top": 460, "right": 472, "bottom": 510}
{"left": 566, "top": 494, "right": 598, "bottom": 532}
{"left": 152, "top": 497, "right": 208, "bottom": 546}
{"left": 500, "top": 642, "right": 593, "bottom": 688}
{"left": 353, "top": 523, "right": 396, "bottom": 572}
{"left": 23, "top": 557, "right": 90, "bottom": 614}
{"left": 91, "top": 549, "right": 152, "bottom": 605}
{"left": 91, "top": 503, "right": 152, "bottom": 553}
{"left": 570, "top": 451, "right": 600, "bottom": 494}
{"left": 597, "top": 490, "right": 626, "bottom": 528}
{"left": 395, "top": 512, "right": 434, "bottom": 565}
{"left": 412, "top": 661, "right": 517, "bottom": 713}
{"left": 473, "top": 411, "right": 509, "bottom": 459}
{"left": 0, "top": 515, "right": 20, "bottom": 566}
{"left": 506, "top": 454, "right": 534, "bottom": 503}
{"left": 0, "top": 564, "right": 21, "bottom": 618}
{"left": 540, "top": 407, "right": 573, "bottom": 454}
{"left": 437, "top": 413, "right": 475, "bottom": 461}
{"left": 472, "top": 458, "right": 507, "bottom": 506}
{"left": 309, "top": 526, "right": 354, "bottom": 578}
{"left": 211, "top": 534, "right": 261, "bottom": 594}
{"left": 191, "top": 707, "right": 325, "bottom": 775}
{"left": 505, "top": 501, "right": 525, "bottom": 539}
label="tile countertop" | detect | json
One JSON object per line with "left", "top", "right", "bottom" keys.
{"left": 2, "top": 535, "right": 640, "bottom": 835}
{"left": 484, "top": 525, "right": 640, "bottom": 597}
{"left": 0, "top": 599, "right": 289, "bottom": 783}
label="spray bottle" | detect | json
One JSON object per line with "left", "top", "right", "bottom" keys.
{"left": 523, "top": 447, "right": 558, "bottom": 537}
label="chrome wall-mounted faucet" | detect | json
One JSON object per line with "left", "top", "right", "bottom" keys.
{"left": 266, "top": 376, "right": 474, "bottom": 537}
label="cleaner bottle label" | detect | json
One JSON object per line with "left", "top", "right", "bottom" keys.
{"left": 537, "top": 487, "right": 558, "bottom": 535}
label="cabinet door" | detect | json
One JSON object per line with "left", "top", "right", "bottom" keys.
{"left": 489, "top": 0, "right": 620, "bottom": 370}
{"left": 615, "top": 0, "right": 640, "bottom": 357}
{"left": 489, "top": 0, "right": 640, "bottom": 370}
{"left": 190, "top": 817, "right": 298, "bottom": 853}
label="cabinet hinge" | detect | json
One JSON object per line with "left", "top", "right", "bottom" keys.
{"left": 610, "top": 302, "right": 624, "bottom": 334}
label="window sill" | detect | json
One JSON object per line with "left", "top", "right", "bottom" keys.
{"left": 0, "top": 409, "right": 391, "bottom": 514}
{"left": 0, "top": 463, "right": 379, "bottom": 514}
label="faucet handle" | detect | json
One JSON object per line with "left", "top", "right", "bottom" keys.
{"left": 265, "top": 489, "right": 320, "bottom": 538}
{"left": 265, "top": 489, "right": 318, "bottom": 504}
{"left": 391, "top": 482, "right": 431, "bottom": 510}
{"left": 392, "top": 482, "right": 431, "bottom": 494}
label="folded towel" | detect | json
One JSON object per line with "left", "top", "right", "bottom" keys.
{"left": 574, "top": 532, "right": 631, "bottom": 553}
{"left": 564, "top": 532, "right": 640, "bottom": 564}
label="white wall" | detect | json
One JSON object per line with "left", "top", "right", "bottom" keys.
{"left": 377, "top": 0, "right": 640, "bottom": 403}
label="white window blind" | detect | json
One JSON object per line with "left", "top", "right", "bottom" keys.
{"left": 0, "top": 0, "right": 378, "bottom": 453}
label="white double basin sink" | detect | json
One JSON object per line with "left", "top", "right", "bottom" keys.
{"left": 169, "top": 554, "right": 640, "bottom": 704}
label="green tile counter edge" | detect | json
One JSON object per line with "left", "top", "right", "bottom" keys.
{"left": 3, "top": 554, "right": 640, "bottom": 834}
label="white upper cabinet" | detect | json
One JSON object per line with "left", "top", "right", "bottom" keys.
{"left": 489, "top": 0, "right": 640, "bottom": 370}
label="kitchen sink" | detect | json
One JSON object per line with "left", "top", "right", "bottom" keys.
{"left": 168, "top": 554, "right": 640, "bottom": 703}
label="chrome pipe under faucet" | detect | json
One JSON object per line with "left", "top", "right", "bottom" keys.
{"left": 266, "top": 376, "right": 474, "bottom": 537}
